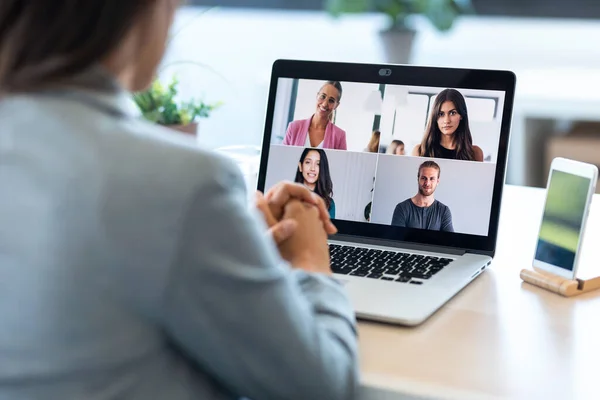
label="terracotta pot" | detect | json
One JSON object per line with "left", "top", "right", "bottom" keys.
{"left": 166, "top": 122, "right": 198, "bottom": 135}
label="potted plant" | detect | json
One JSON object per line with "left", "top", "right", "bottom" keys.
{"left": 132, "top": 75, "right": 222, "bottom": 135}
{"left": 325, "top": 0, "right": 474, "bottom": 64}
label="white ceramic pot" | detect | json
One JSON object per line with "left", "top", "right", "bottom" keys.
{"left": 378, "top": 28, "right": 416, "bottom": 65}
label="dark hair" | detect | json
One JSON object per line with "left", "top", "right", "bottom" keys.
{"left": 417, "top": 88, "right": 475, "bottom": 161}
{"left": 0, "top": 1, "right": 154, "bottom": 92}
{"left": 418, "top": 160, "right": 441, "bottom": 178}
{"left": 294, "top": 148, "right": 334, "bottom": 209}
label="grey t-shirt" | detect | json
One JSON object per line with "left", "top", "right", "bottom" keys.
{"left": 391, "top": 198, "right": 454, "bottom": 232}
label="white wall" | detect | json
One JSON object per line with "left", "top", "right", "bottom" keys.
{"left": 378, "top": 86, "right": 505, "bottom": 163}
{"left": 264, "top": 145, "right": 378, "bottom": 222}
{"left": 370, "top": 155, "right": 497, "bottom": 235}
{"left": 330, "top": 82, "right": 380, "bottom": 152}
{"left": 379, "top": 90, "right": 428, "bottom": 155}
{"left": 269, "top": 79, "right": 379, "bottom": 152}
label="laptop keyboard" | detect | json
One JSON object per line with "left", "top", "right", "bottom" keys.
{"left": 329, "top": 244, "right": 453, "bottom": 284}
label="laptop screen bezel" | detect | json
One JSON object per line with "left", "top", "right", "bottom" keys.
{"left": 257, "top": 59, "right": 516, "bottom": 257}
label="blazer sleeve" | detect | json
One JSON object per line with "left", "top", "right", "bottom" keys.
{"left": 161, "top": 155, "right": 358, "bottom": 400}
{"left": 282, "top": 121, "right": 294, "bottom": 145}
{"left": 337, "top": 129, "right": 347, "bottom": 150}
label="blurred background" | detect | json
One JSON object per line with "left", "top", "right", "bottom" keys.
{"left": 156, "top": 0, "right": 600, "bottom": 189}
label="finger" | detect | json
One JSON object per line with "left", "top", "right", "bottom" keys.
{"left": 264, "top": 182, "right": 304, "bottom": 217}
{"left": 267, "top": 182, "right": 335, "bottom": 228}
{"left": 269, "top": 219, "right": 298, "bottom": 245}
{"left": 307, "top": 194, "right": 337, "bottom": 234}
{"left": 296, "top": 202, "right": 337, "bottom": 236}
{"left": 255, "top": 191, "right": 278, "bottom": 227}
{"left": 301, "top": 197, "right": 337, "bottom": 235}
{"left": 325, "top": 220, "right": 338, "bottom": 235}
{"left": 267, "top": 182, "right": 318, "bottom": 207}
{"left": 282, "top": 199, "right": 305, "bottom": 219}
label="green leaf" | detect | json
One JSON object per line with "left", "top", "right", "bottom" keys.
{"left": 132, "top": 75, "right": 223, "bottom": 126}
{"left": 324, "top": 0, "right": 474, "bottom": 31}
{"left": 423, "top": 0, "right": 459, "bottom": 31}
{"left": 324, "top": 0, "right": 370, "bottom": 16}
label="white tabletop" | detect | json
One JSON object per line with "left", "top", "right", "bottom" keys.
{"left": 358, "top": 184, "right": 600, "bottom": 400}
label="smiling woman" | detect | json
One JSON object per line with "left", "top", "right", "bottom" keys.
{"left": 412, "top": 88, "right": 484, "bottom": 162}
{"left": 294, "top": 148, "right": 336, "bottom": 218}
{"left": 282, "top": 80, "right": 348, "bottom": 150}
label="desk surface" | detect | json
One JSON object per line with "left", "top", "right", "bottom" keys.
{"left": 358, "top": 185, "right": 600, "bottom": 400}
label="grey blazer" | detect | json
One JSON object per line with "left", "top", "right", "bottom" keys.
{"left": 0, "top": 74, "right": 358, "bottom": 399}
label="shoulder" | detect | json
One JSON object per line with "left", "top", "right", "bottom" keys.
{"left": 124, "top": 121, "right": 249, "bottom": 232}
{"left": 288, "top": 118, "right": 309, "bottom": 129}
{"left": 411, "top": 144, "right": 421, "bottom": 156}
{"left": 473, "top": 145, "right": 484, "bottom": 162}
{"left": 330, "top": 123, "right": 346, "bottom": 136}
{"left": 329, "top": 198, "right": 336, "bottom": 210}
{"left": 8, "top": 91, "right": 244, "bottom": 199}
{"left": 90, "top": 102, "right": 245, "bottom": 204}
{"left": 133, "top": 121, "right": 243, "bottom": 189}
{"left": 286, "top": 119, "right": 310, "bottom": 139}
{"left": 435, "top": 200, "right": 451, "bottom": 212}
{"left": 395, "top": 198, "right": 413, "bottom": 210}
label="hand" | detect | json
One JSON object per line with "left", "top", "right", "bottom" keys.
{"left": 255, "top": 191, "right": 298, "bottom": 246}
{"left": 278, "top": 200, "right": 331, "bottom": 274}
{"left": 263, "top": 181, "right": 337, "bottom": 235}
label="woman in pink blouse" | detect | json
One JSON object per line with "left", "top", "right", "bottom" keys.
{"left": 283, "top": 81, "right": 347, "bottom": 150}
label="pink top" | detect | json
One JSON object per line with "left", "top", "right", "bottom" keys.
{"left": 282, "top": 116, "right": 347, "bottom": 150}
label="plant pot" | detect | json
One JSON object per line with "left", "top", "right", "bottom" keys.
{"left": 167, "top": 122, "right": 199, "bottom": 136}
{"left": 378, "top": 28, "right": 416, "bottom": 65}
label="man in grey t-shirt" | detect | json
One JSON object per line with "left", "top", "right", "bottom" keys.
{"left": 391, "top": 160, "right": 454, "bottom": 232}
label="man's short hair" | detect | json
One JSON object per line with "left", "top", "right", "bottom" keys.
{"left": 418, "top": 160, "right": 441, "bottom": 178}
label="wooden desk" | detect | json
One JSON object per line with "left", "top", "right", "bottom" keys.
{"left": 358, "top": 185, "right": 600, "bottom": 400}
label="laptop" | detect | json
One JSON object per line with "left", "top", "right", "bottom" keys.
{"left": 257, "top": 59, "right": 516, "bottom": 326}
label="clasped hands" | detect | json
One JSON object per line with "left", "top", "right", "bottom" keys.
{"left": 255, "top": 181, "right": 335, "bottom": 274}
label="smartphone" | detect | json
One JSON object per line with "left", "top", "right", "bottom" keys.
{"left": 533, "top": 157, "right": 598, "bottom": 280}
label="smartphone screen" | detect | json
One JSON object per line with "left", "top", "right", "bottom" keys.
{"left": 535, "top": 170, "right": 591, "bottom": 271}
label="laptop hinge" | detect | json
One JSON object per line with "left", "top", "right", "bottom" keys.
{"left": 329, "top": 234, "right": 468, "bottom": 256}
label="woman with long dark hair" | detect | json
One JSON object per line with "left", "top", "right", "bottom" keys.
{"left": 295, "top": 148, "right": 336, "bottom": 218}
{"left": 0, "top": 1, "right": 358, "bottom": 399}
{"left": 412, "top": 88, "right": 484, "bottom": 161}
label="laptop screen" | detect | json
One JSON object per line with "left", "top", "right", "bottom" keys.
{"left": 259, "top": 61, "right": 515, "bottom": 254}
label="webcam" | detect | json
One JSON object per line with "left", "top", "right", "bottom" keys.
{"left": 379, "top": 68, "right": 392, "bottom": 77}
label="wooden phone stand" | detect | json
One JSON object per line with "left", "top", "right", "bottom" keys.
{"left": 520, "top": 267, "right": 600, "bottom": 297}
